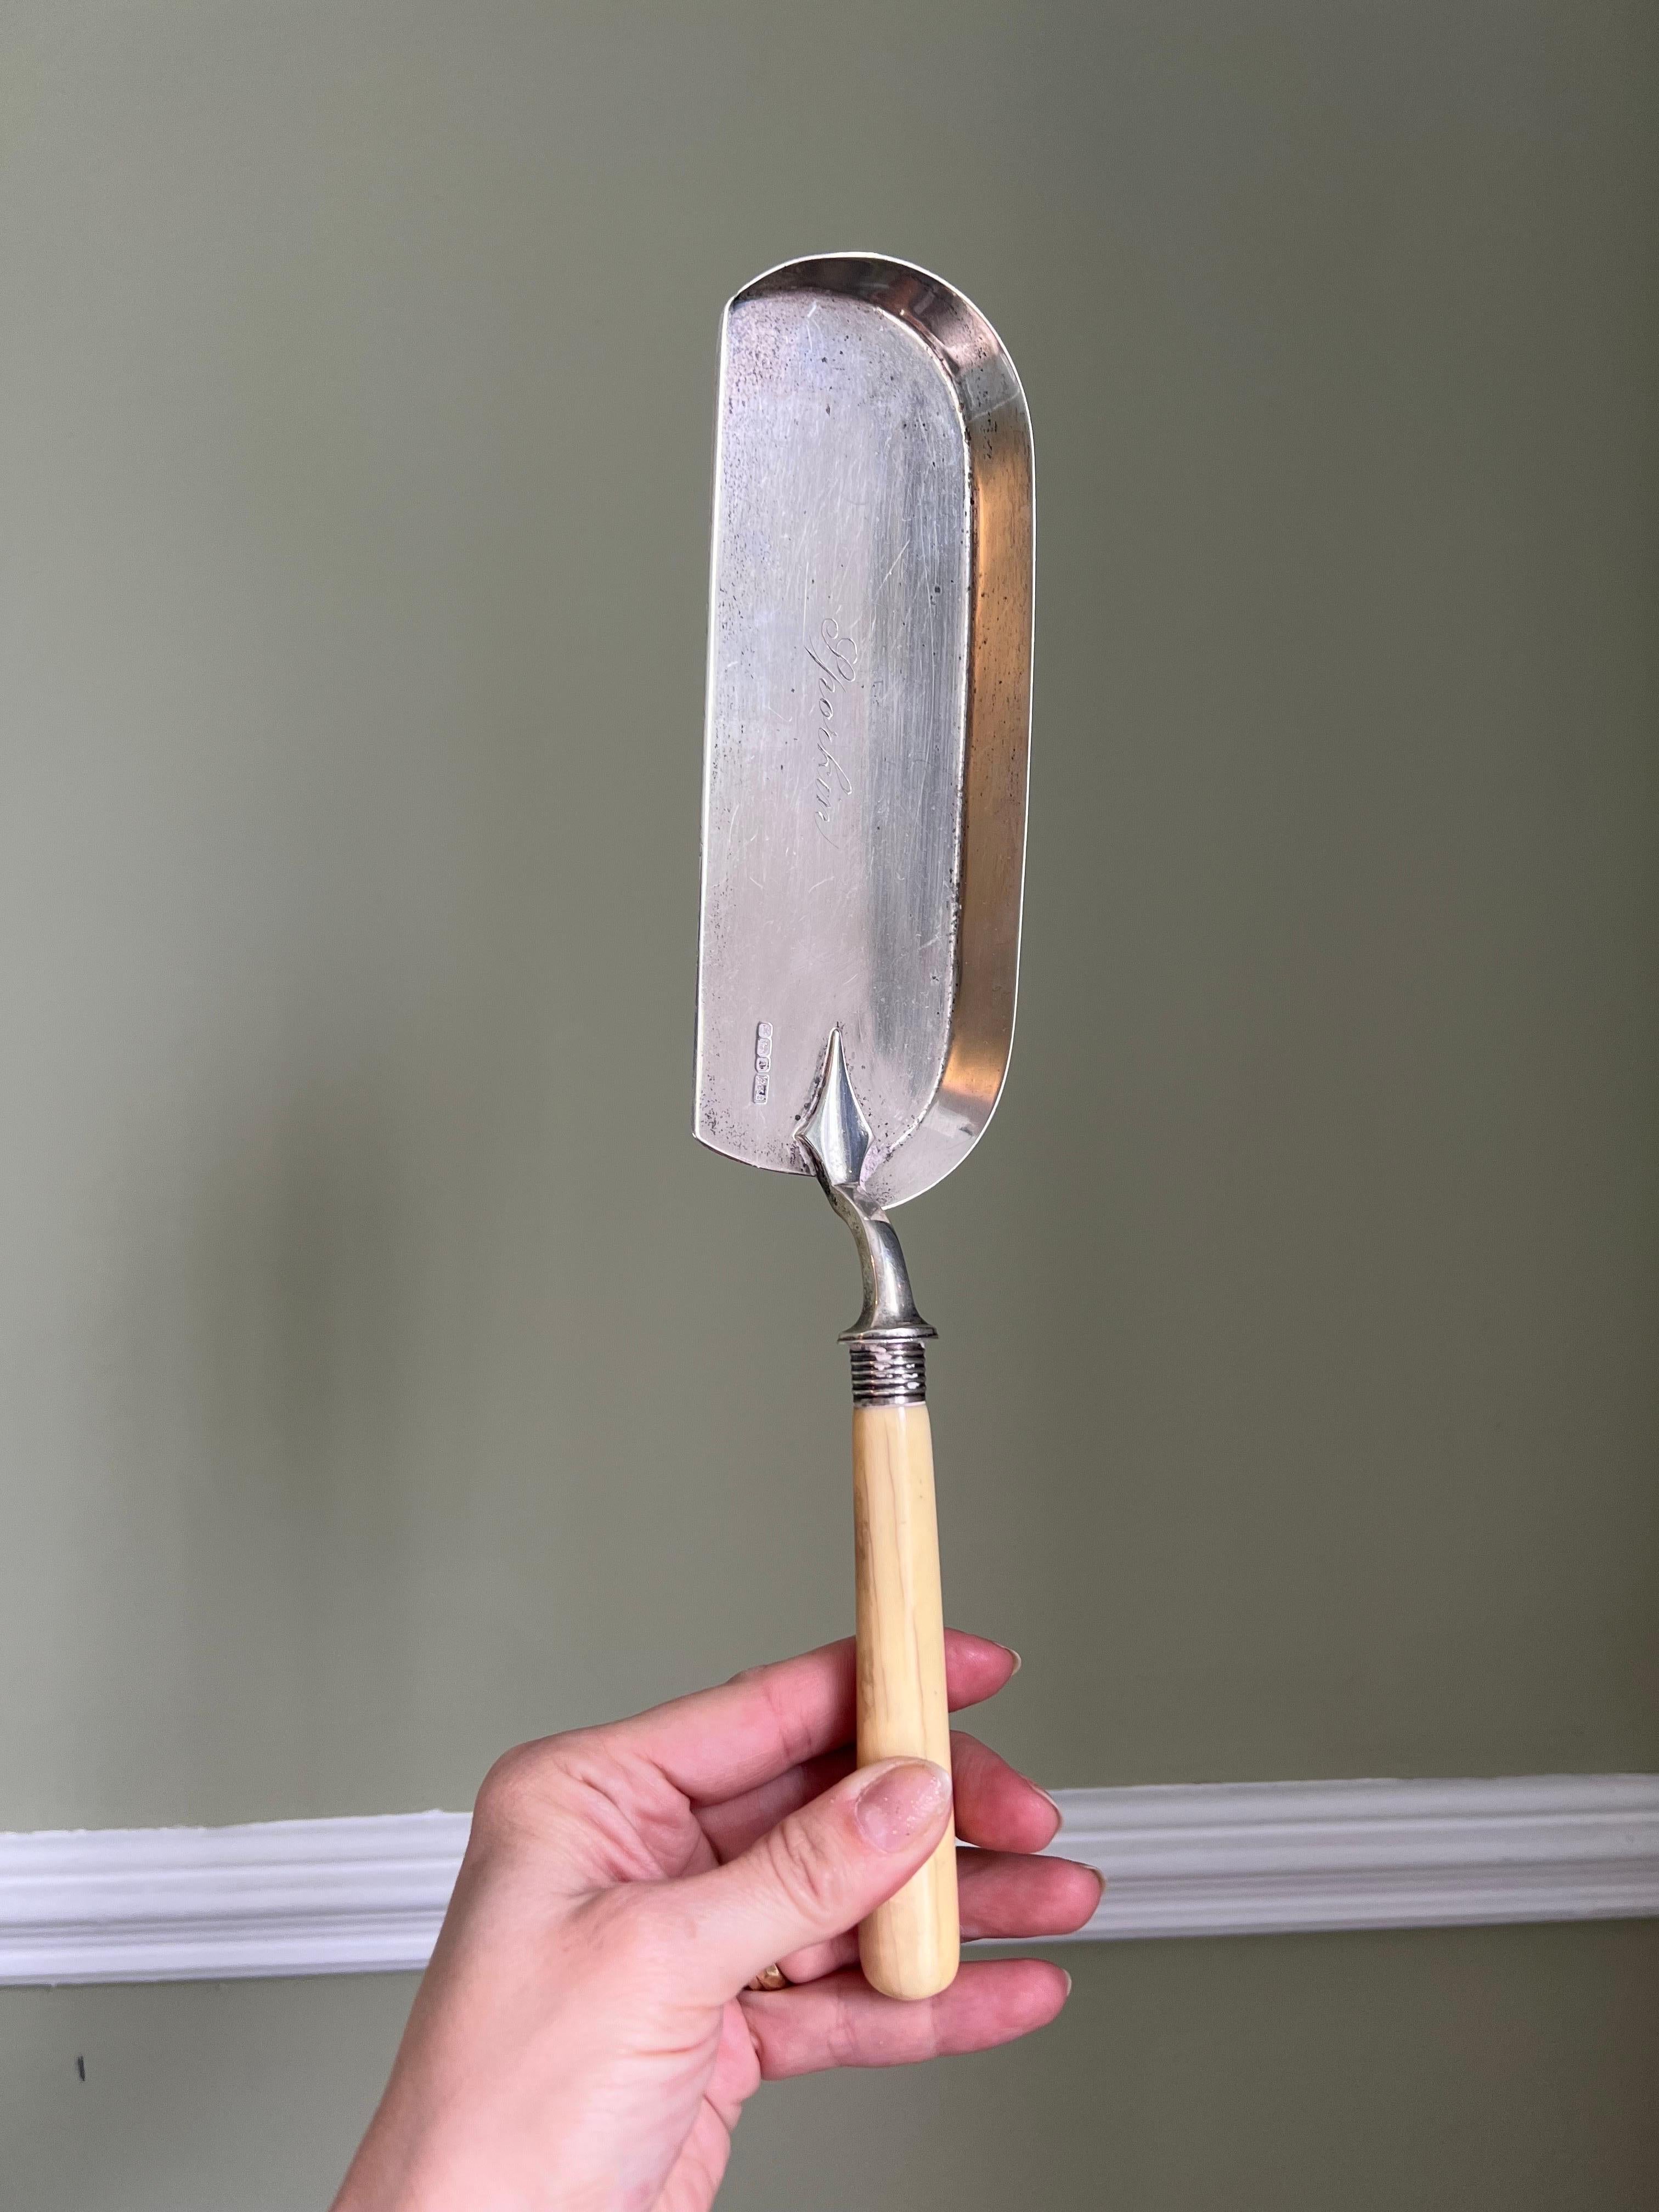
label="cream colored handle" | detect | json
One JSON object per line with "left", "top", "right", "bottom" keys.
{"left": 853, "top": 1401, "right": 959, "bottom": 2000}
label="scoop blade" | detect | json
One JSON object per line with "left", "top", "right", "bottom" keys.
{"left": 693, "top": 253, "right": 1032, "bottom": 1208}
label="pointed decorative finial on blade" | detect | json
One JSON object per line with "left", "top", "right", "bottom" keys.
{"left": 797, "top": 1028, "right": 871, "bottom": 1195}
{"left": 798, "top": 1029, "right": 934, "bottom": 1383}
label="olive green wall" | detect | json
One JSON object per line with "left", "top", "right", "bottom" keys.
{"left": 2, "top": 0, "right": 1655, "bottom": 2205}
{"left": 6, "top": 1926, "right": 1659, "bottom": 2212}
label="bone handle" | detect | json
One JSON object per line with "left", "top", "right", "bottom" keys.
{"left": 853, "top": 1401, "right": 960, "bottom": 1999}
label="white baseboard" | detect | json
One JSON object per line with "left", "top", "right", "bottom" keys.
{"left": 2, "top": 1776, "right": 1655, "bottom": 1986}
{"left": 1049, "top": 1775, "right": 1659, "bottom": 1941}
{"left": 0, "top": 1809, "right": 471, "bottom": 1985}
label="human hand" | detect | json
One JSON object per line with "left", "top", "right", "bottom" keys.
{"left": 331, "top": 1632, "right": 1102, "bottom": 2212}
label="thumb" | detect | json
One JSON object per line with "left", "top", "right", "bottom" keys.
{"left": 662, "top": 1758, "right": 952, "bottom": 2001}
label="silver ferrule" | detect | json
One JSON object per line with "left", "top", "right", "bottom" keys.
{"left": 849, "top": 1338, "right": 928, "bottom": 1407}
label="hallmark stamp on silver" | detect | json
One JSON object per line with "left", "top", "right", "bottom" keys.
{"left": 752, "top": 1020, "right": 774, "bottom": 1103}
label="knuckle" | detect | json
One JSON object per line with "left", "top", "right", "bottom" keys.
{"left": 765, "top": 1814, "right": 848, "bottom": 1922}
{"left": 472, "top": 1731, "right": 586, "bottom": 1839}
{"left": 826, "top": 1978, "right": 861, "bottom": 2069}
{"left": 472, "top": 1745, "right": 538, "bottom": 1833}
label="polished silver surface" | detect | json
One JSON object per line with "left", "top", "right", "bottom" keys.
{"left": 799, "top": 1029, "right": 935, "bottom": 1355}
{"left": 693, "top": 253, "right": 1034, "bottom": 1210}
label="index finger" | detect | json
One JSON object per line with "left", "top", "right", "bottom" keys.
{"left": 610, "top": 1631, "right": 1018, "bottom": 1804}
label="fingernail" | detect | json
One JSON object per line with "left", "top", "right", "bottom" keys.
{"left": 1005, "top": 1647, "right": 1022, "bottom": 1674}
{"left": 1041, "top": 1788, "right": 1064, "bottom": 1825}
{"left": 854, "top": 1760, "right": 952, "bottom": 1853}
{"left": 1062, "top": 1970, "right": 1073, "bottom": 1997}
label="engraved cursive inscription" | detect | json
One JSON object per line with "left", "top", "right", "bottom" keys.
{"left": 752, "top": 1020, "right": 774, "bottom": 1104}
{"left": 804, "top": 617, "right": 857, "bottom": 843}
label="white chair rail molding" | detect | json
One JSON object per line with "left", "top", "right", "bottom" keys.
{"left": 3, "top": 1774, "right": 1657, "bottom": 1985}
